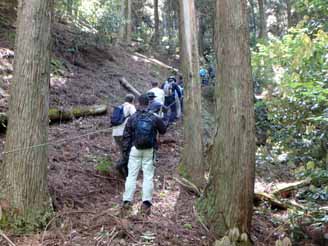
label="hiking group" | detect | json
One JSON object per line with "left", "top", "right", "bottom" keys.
{"left": 110, "top": 76, "right": 183, "bottom": 216}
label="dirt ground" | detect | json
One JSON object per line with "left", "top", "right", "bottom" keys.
{"left": 0, "top": 22, "right": 316, "bottom": 246}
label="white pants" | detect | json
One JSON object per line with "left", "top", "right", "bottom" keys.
{"left": 123, "top": 147, "right": 155, "bottom": 203}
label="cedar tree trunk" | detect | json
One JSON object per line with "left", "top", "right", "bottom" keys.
{"left": 1, "top": 0, "right": 52, "bottom": 219}
{"left": 179, "top": 0, "right": 204, "bottom": 187}
{"left": 200, "top": 0, "right": 255, "bottom": 238}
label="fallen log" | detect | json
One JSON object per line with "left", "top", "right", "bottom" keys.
{"left": 254, "top": 192, "right": 305, "bottom": 210}
{"left": 272, "top": 178, "right": 312, "bottom": 196}
{"left": 48, "top": 104, "right": 107, "bottom": 122}
{"left": 118, "top": 77, "right": 141, "bottom": 96}
{"left": 0, "top": 104, "right": 108, "bottom": 129}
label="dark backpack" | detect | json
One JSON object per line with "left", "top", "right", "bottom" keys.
{"left": 134, "top": 112, "right": 156, "bottom": 149}
{"left": 110, "top": 105, "right": 126, "bottom": 126}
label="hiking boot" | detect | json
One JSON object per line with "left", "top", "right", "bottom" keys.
{"left": 140, "top": 201, "right": 152, "bottom": 216}
{"left": 120, "top": 201, "right": 132, "bottom": 217}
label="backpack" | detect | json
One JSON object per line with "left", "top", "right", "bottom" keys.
{"left": 110, "top": 105, "right": 126, "bottom": 126}
{"left": 134, "top": 112, "right": 156, "bottom": 149}
{"left": 163, "top": 82, "right": 174, "bottom": 97}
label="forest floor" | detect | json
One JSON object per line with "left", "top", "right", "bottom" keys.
{"left": 0, "top": 21, "right": 321, "bottom": 246}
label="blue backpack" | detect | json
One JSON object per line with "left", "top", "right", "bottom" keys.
{"left": 111, "top": 105, "right": 126, "bottom": 126}
{"left": 134, "top": 112, "right": 156, "bottom": 149}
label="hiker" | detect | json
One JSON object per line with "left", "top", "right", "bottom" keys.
{"left": 147, "top": 91, "right": 165, "bottom": 117}
{"left": 111, "top": 94, "right": 136, "bottom": 176}
{"left": 121, "top": 94, "right": 167, "bottom": 215}
{"left": 199, "top": 67, "right": 209, "bottom": 86}
{"left": 208, "top": 65, "right": 216, "bottom": 83}
{"left": 148, "top": 81, "right": 165, "bottom": 105}
{"left": 162, "top": 76, "right": 181, "bottom": 123}
{"left": 177, "top": 75, "right": 184, "bottom": 116}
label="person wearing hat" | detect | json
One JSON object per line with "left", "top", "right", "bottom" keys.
{"left": 148, "top": 81, "right": 165, "bottom": 105}
{"left": 161, "top": 76, "right": 181, "bottom": 123}
{"left": 147, "top": 91, "right": 165, "bottom": 117}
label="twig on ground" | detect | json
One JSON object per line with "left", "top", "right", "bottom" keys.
{"left": 107, "top": 227, "right": 118, "bottom": 246}
{"left": 0, "top": 230, "right": 16, "bottom": 246}
{"left": 264, "top": 223, "right": 287, "bottom": 242}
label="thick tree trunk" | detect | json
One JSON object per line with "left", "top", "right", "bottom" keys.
{"left": 153, "top": 0, "right": 160, "bottom": 47}
{"left": 179, "top": 0, "right": 204, "bottom": 188}
{"left": 1, "top": 0, "right": 53, "bottom": 219}
{"left": 258, "top": 0, "right": 267, "bottom": 39}
{"left": 200, "top": 0, "right": 255, "bottom": 238}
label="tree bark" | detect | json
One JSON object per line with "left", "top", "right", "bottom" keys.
{"left": 66, "top": 0, "right": 73, "bottom": 16}
{"left": 179, "top": 0, "right": 204, "bottom": 188}
{"left": 200, "top": 0, "right": 255, "bottom": 238}
{"left": 119, "top": 0, "right": 125, "bottom": 40}
{"left": 153, "top": 0, "right": 160, "bottom": 47}
{"left": 125, "top": 0, "right": 132, "bottom": 43}
{"left": 286, "top": 0, "right": 292, "bottom": 28}
{"left": 249, "top": 0, "right": 257, "bottom": 44}
{"left": 1, "top": 0, "right": 53, "bottom": 219}
{"left": 198, "top": 12, "right": 206, "bottom": 58}
{"left": 258, "top": 0, "right": 267, "bottom": 39}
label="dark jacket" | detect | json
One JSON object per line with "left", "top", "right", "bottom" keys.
{"left": 161, "top": 82, "right": 182, "bottom": 98}
{"left": 122, "top": 109, "right": 166, "bottom": 158}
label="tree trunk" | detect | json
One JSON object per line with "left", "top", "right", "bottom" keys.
{"left": 167, "top": 0, "right": 176, "bottom": 55}
{"left": 119, "top": 0, "right": 125, "bottom": 40}
{"left": 1, "top": 0, "right": 53, "bottom": 219}
{"left": 66, "top": 0, "right": 73, "bottom": 16}
{"left": 258, "top": 0, "right": 267, "bottom": 39}
{"left": 198, "top": 12, "right": 205, "bottom": 58}
{"left": 153, "top": 0, "right": 160, "bottom": 47}
{"left": 286, "top": 0, "right": 292, "bottom": 28}
{"left": 249, "top": 0, "right": 257, "bottom": 45}
{"left": 179, "top": 0, "right": 204, "bottom": 188}
{"left": 125, "top": 0, "right": 132, "bottom": 43}
{"left": 200, "top": 0, "right": 255, "bottom": 238}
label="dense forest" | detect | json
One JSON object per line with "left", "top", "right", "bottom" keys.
{"left": 0, "top": 0, "right": 327, "bottom": 245}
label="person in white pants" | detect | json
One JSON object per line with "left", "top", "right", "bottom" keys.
{"left": 121, "top": 94, "right": 167, "bottom": 215}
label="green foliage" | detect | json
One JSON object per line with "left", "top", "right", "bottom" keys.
{"left": 95, "top": 158, "right": 113, "bottom": 175}
{"left": 252, "top": 26, "right": 328, "bottom": 164}
{"left": 0, "top": 208, "right": 53, "bottom": 234}
{"left": 295, "top": 0, "right": 328, "bottom": 31}
{"left": 51, "top": 58, "right": 65, "bottom": 75}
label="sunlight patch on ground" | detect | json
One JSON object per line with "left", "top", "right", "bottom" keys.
{"left": 153, "top": 177, "right": 180, "bottom": 218}
{"left": 255, "top": 178, "right": 276, "bottom": 193}
{"left": 50, "top": 76, "right": 68, "bottom": 88}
